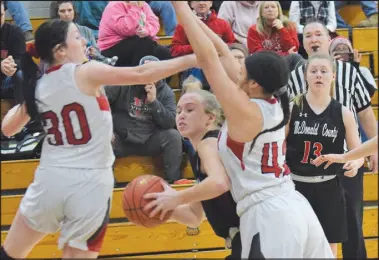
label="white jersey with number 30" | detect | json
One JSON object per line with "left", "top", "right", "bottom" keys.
{"left": 217, "top": 98, "right": 291, "bottom": 204}
{"left": 36, "top": 63, "right": 115, "bottom": 169}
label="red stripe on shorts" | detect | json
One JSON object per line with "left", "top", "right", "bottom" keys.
{"left": 87, "top": 198, "right": 110, "bottom": 252}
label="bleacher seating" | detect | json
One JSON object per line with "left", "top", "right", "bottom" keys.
{"left": 1, "top": 3, "right": 378, "bottom": 259}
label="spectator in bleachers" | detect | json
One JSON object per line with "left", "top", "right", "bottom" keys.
{"left": 1, "top": 1, "right": 25, "bottom": 102}
{"left": 329, "top": 36, "right": 377, "bottom": 98}
{"left": 218, "top": 1, "right": 260, "bottom": 48}
{"left": 73, "top": 1, "right": 109, "bottom": 40}
{"left": 229, "top": 42, "right": 248, "bottom": 66}
{"left": 248, "top": 1, "right": 299, "bottom": 55}
{"left": 147, "top": 1, "right": 177, "bottom": 36}
{"left": 3, "top": 1, "right": 34, "bottom": 42}
{"left": 105, "top": 56, "right": 182, "bottom": 183}
{"left": 99, "top": 1, "right": 171, "bottom": 67}
{"left": 171, "top": 1, "right": 235, "bottom": 90}
{"left": 55, "top": 1, "right": 100, "bottom": 61}
{"left": 289, "top": 1, "right": 337, "bottom": 58}
{"left": 248, "top": 1, "right": 304, "bottom": 71}
{"left": 287, "top": 20, "right": 378, "bottom": 260}
{"left": 329, "top": 36, "right": 378, "bottom": 143}
{"left": 335, "top": 1, "right": 378, "bottom": 28}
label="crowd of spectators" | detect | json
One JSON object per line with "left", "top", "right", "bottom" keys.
{"left": 1, "top": 1, "right": 378, "bottom": 258}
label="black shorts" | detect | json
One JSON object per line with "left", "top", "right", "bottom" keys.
{"left": 294, "top": 177, "right": 347, "bottom": 243}
{"left": 225, "top": 232, "right": 242, "bottom": 260}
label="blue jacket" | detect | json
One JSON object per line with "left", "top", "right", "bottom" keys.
{"left": 73, "top": 1, "right": 109, "bottom": 39}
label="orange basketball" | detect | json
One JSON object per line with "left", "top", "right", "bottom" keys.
{"left": 122, "top": 174, "right": 173, "bottom": 228}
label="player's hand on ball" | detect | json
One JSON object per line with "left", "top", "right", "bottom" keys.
{"left": 143, "top": 180, "right": 180, "bottom": 220}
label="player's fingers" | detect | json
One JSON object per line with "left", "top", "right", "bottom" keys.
{"left": 161, "top": 180, "right": 171, "bottom": 190}
{"left": 144, "top": 199, "right": 158, "bottom": 211}
{"left": 312, "top": 157, "right": 324, "bottom": 166}
{"left": 143, "top": 192, "right": 158, "bottom": 200}
{"left": 159, "top": 209, "right": 168, "bottom": 220}
{"left": 344, "top": 169, "right": 355, "bottom": 177}
{"left": 149, "top": 205, "right": 161, "bottom": 218}
{"left": 324, "top": 161, "right": 333, "bottom": 169}
{"left": 342, "top": 161, "right": 352, "bottom": 170}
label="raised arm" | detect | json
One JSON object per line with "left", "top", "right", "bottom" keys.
{"left": 171, "top": 1, "right": 262, "bottom": 142}
{"left": 191, "top": 11, "right": 240, "bottom": 84}
{"left": 77, "top": 54, "right": 197, "bottom": 88}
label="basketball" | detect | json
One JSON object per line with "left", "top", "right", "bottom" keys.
{"left": 122, "top": 174, "right": 173, "bottom": 228}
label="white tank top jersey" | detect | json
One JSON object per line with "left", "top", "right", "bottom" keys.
{"left": 35, "top": 63, "right": 115, "bottom": 169}
{"left": 218, "top": 98, "right": 291, "bottom": 203}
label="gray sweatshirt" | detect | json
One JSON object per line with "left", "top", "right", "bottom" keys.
{"left": 105, "top": 80, "right": 176, "bottom": 144}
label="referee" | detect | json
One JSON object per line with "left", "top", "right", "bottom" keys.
{"left": 287, "top": 20, "right": 378, "bottom": 259}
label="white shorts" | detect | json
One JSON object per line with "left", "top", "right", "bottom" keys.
{"left": 19, "top": 165, "right": 114, "bottom": 252}
{"left": 239, "top": 181, "right": 334, "bottom": 258}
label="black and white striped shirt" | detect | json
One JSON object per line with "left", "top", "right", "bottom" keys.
{"left": 288, "top": 60, "right": 372, "bottom": 121}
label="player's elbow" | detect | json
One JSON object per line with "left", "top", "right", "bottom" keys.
{"left": 214, "top": 178, "right": 230, "bottom": 195}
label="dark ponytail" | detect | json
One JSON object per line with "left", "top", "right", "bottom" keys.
{"left": 20, "top": 52, "right": 42, "bottom": 124}
{"left": 19, "top": 19, "right": 70, "bottom": 126}
{"left": 248, "top": 91, "right": 290, "bottom": 153}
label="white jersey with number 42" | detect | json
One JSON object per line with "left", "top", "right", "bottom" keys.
{"left": 217, "top": 98, "right": 291, "bottom": 204}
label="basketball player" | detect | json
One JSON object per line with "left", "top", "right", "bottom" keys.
{"left": 0, "top": 19, "right": 197, "bottom": 259}
{"left": 313, "top": 136, "right": 378, "bottom": 166}
{"left": 144, "top": 89, "right": 241, "bottom": 259}
{"left": 170, "top": 1, "right": 333, "bottom": 258}
{"left": 286, "top": 53, "right": 364, "bottom": 257}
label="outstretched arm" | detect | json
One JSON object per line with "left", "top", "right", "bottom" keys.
{"left": 192, "top": 12, "right": 240, "bottom": 84}
{"left": 171, "top": 1, "right": 263, "bottom": 143}
{"left": 77, "top": 54, "right": 197, "bottom": 88}
{"left": 313, "top": 136, "right": 378, "bottom": 166}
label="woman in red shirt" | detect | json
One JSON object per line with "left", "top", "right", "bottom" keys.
{"left": 247, "top": 1, "right": 299, "bottom": 56}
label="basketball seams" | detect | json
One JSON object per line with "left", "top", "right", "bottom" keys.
{"left": 122, "top": 175, "right": 172, "bottom": 228}
{"left": 139, "top": 176, "right": 163, "bottom": 221}
{"left": 131, "top": 177, "right": 144, "bottom": 226}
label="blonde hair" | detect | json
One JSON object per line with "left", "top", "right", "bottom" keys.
{"left": 292, "top": 53, "right": 336, "bottom": 111}
{"left": 181, "top": 75, "right": 203, "bottom": 94}
{"left": 256, "top": 1, "right": 295, "bottom": 36}
{"left": 186, "top": 89, "right": 225, "bottom": 127}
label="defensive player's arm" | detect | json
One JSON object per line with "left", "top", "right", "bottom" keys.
{"left": 1, "top": 103, "right": 31, "bottom": 137}
{"left": 174, "top": 138, "right": 230, "bottom": 205}
{"left": 77, "top": 54, "right": 197, "bottom": 88}
{"left": 343, "top": 136, "right": 378, "bottom": 161}
{"left": 172, "top": 2, "right": 263, "bottom": 143}
{"left": 192, "top": 11, "right": 240, "bottom": 84}
{"left": 170, "top": 202, "right": 205, "bottom": 228}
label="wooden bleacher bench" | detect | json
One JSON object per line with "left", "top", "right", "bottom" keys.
{"left": 0, "top": 156, "right": 194, "bottom": 191}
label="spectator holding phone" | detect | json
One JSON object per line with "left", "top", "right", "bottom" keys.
{"left": 329, "top": 36, "right": 377, "bottom": 144}
{"left": 329, "top": 37, "right": 377, "bottom": 98}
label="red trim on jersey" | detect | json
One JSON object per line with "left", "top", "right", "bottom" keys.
{"left": 97, "top": 95, "right": 111, "bottom": 111}
{"left": 265, "top": 98, "right": 277, "bottom": 104}
{"left": 46, "top": 64, "right": 64, "bottom": 74}
{"left": 226, "top": 135, "right": 245, "bottom": 170}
